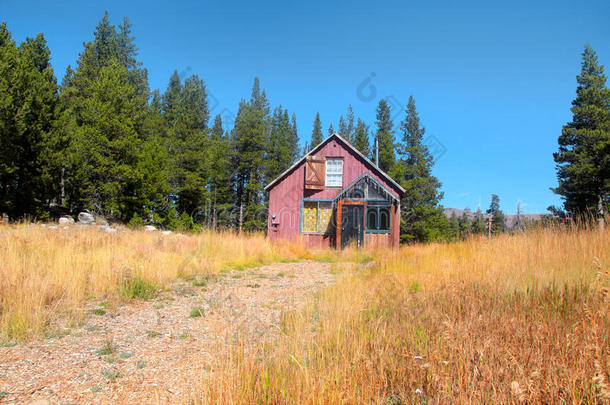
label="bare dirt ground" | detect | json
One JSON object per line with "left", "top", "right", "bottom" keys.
{"left": 0, "top": 261, "right": 335, "bottom": 404}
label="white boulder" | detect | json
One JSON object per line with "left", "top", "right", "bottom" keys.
{"left": 78, "top": 212, "right": 95, "bottom": 224}
{"left": 59, "top": 216, "right": 74, "bottom": 225}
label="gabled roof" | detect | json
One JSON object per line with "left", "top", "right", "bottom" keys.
{"left": 332, "top": 172, "right": 400, "bottom": 202}
{"left": 264, "top": 133, "right": 406, "bottom": 194}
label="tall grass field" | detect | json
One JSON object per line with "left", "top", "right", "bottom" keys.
{"left": 1, "top": 223, "right": 608, "bottom": 402}
{"left": 197, "top": 225, "right": 610, "bottom": 403}
{"left": 0, "top": 225, "right": 311, "bottom": 340}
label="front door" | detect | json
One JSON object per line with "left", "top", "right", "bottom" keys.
{"left": 341, "top": 204, "right": 364, "bottom": 249}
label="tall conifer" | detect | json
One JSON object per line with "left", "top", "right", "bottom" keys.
{"left": 552, "top": 45, "right": 610, "bottom": 226}
{"left": 374, "top": 99, "right": 396, "bottom": 172}
{"left": 353, "top": 118, "right": 370, "bottom": 156}
{"left": 311, "top": 112, "right": 323, "bottom": 147}
{"left": 394, "top": 96, "right": 447, "bottom": 242}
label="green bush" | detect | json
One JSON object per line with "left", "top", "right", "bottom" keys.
{"left": 163, "top": 206, "right": 201, "bottom": 233}
{"left": 121, "top": 277, "right": 158, "bottom": 300}
{"left": 190, "top": 307, "right": 205, "bottom": 318}
{"left": 128, "top": 213, "right": 145, "bottom": 229}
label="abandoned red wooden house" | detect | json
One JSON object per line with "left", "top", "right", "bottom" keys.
{"left": 265, "top": 133, "right": 405, "bottom": 249}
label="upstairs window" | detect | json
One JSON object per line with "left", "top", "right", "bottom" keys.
{"left": 326, "top": 158, "right": 343, "bottom": 187}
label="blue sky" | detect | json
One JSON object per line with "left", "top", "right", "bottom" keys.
{"left": 2, "top": 0, "right": 609, "bottom": 214}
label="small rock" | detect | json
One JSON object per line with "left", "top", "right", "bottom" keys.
{"left": 161, "top": 230, "right": 172, "bottom": 235}
{"left": 59, "top": 216, "right": 74, "bottom": 225}
{"left": 78, "top": 212, "right": 95, "bottom": 224}
{"left": 103, "top": 227, "right": 117, "bottom": 233}
{"left": 98, "top": 219, "right": 109, "bottom": 226}
{"left": 144, "top": 225, "right": 157, "bottom": 232}
{"left": 47, "top": 225, "right": 58, "bottom": 230}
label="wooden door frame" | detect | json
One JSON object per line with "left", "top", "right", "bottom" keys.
{"left": 336, "top": 199, "right": 366, "bottom": 249}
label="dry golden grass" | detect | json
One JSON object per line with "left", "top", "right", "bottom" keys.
{"left": 198, "top": 225, "right": 610, "bottom": 404}
{"left": 0, "top": 224, "right": 315, "bottom": 341}
{"left": 2, "top": 222, "right": 609, "bottom": 402}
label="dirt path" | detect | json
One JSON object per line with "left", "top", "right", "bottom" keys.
{"left": 0, "top": 261, "right": 335, "bottom": 404}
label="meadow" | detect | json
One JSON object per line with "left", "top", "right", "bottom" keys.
{"left": 1, "top": 223, "right": 609, "bottom": 403}
{"left": 0, "top": 224, "right": 318, "bottom": 340}
{"left": 198, "top": 224, "right": 610, "bottom": 404}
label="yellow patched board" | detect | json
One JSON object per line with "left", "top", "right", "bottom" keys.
{"left": 317, "top": 202, "right": 332, "bottom": 233}
{"left": 302, "top": 201, "right": 318, "bottom": 232}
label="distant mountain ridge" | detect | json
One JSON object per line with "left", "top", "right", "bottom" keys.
{"left": 443, "top": 208, "right": 543, "bottom": 228}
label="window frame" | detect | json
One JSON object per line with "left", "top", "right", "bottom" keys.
{"left": 365, "top": 205, "right": 391, "bottom": 234}
{"left": 325, "top": 158, "right": 344, "bottom": 188}
{"left": 300, "top": 198, "right": 334, "bottom": 234}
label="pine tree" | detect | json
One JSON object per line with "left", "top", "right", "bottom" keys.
{"left": 67, "top": 61, "right": 145, "bottom": 219}
{"left": 290, "top": 113, "right": 299, "bottom": 161}
{"left": 352, "top": 118, "right": 370, "bottom": 156}
{"left": 311, "top": 112, "right": 323, "bottom": 147}
{"left": 553, "top": 45, "right": 610, "bottom": 227}
{"left": 394, "top": 96, "right": 447, "bottom": 243}
{"left": 338, "top": 116, "right": 347, "bottom": 138}
{"left": 471, "top": 207, "right": 486, "bottom": 235}
{"left": 208, "top": 114, "right": 232, "bottom": 228}
{"left": 458, "top": 208, "right": 472, "bottom": 238}
{"left": 166, "top": 73, "right": 210, "bottom": 219}
{"left": 231, "top": 77, "right": 270, "bottom": 232}
{"left": 374, "top": 99, "right": 395, "bottom": 172}
{"left": 162, "top": 70, "right": 182, "bottom": 126}
{"left": 116, "top": 17, "right": 149, "bottom": 99}
{"left": 345, "top": 105, "right": 355, "bottom": 143}
{"left": 266, "top": 106, "right": 299, "bottom": 182}
{"left": 58, "top": 13, "right": 163, "bottom": 221}
{"left": 0, "top": 25, "right": 20, "bottom": 214}
{"left": 486, "top": 194, "right": 505, "bottom": 235}
{"left": 337, "top": 105, "right": 356, "bottom": 143}
{"left": 449, "top": 211, "right": 459, "bottom": 240}
{"left": 328, "top": 123, "right": 335, "bottom": 137}
{"left": 0, "top": 25, "right": 60, "bottom": 218}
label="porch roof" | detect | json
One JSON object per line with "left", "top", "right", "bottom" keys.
{"left": 332, "top": 173, "right": 400, "bottom": 203}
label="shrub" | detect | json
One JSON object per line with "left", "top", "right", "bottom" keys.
{"left": 121, "top": 277, "right": 158, "bottom": 300}
{"left": 190, "top": 307, "right": 205, "bottom": 318}
{"left": 128, "top": 213, "right": 145, "bottom": 229}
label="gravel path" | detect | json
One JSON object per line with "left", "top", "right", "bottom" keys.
{"left": 0, "top": 261, "right": 335, "bottom": 404}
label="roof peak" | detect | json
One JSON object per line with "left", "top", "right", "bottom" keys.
{"left": 264, "top": 132, "right": 405, "bottom": 194}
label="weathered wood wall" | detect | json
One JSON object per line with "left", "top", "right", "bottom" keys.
{"left": 267, "top": 137, "right": 402, "bottom": 248}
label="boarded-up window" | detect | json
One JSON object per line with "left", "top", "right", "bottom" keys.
{"left": 302, "top": 200, "right": 333, "bottom": 233}
{"left": 318, "top": 202, "right": 333, "bottom": 231}
{"left": 305, "top": 156, "right": 325, "bottom": 189}
{"left": 302, "top": 201, "right": 318, "bottom": 232}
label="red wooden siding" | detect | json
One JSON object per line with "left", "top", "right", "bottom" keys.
{"left": 267, "top": 136, "right": 402, "bottom": 248}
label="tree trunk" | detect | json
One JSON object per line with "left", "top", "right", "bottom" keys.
{"left": 212, "top": 191, "right": 217, "bottom": 230}
{"left": 238, "top": 201, "right": 243, "bottom": 234}
{"left": 598, "top": 194, "right": 605, "bottom": 230}
{"left": 60, "top": 167, "right": 66, "bottom": 207}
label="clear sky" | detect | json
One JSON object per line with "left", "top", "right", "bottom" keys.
{"left": 2, "top": 0, "right": 609, "bottom": 214}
